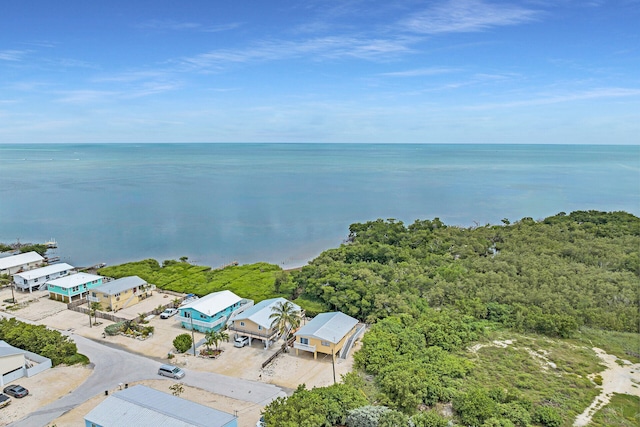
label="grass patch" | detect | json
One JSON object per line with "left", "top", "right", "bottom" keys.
{"left": 572, "top": 328, "right": 640, "bottom": 363}
{"left": 99, "top": 259, "right": 285, "bottom": 302}
{"left": 464, "top": 330, "right": 601, "bottom": 426}
{"left": 590, "top": 393, "right": 640, "bottom": 427}
{"left": 62, "top": 353, "right": 90, "bottom": 365}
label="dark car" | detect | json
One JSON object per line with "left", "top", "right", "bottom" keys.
{"left": 3, "top": 385, "right": 28, "bottom": 398}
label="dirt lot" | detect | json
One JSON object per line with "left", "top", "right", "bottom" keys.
{"left": 0, "top": 286, "right": 360, "bottom": 426}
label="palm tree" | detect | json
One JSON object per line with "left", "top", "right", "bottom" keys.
{"left": 90, "top": 302, "right": 102, "bottom": 324}
{"left": 269, "top": 300, "right": 301, "bottom": 348}
{"left": 205, "top": 328, "right": 229, "bottom": 351}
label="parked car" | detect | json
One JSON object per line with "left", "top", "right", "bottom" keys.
{"left": 3, "top": 385, "right": 28, "bottom": 398}
{"left": 157, "top": 364, "right": 185, "bottom": 379}
{"left": 0, "top": 393, "right": 10, "bottom": 409}
{"left": 160, "top": 308, "right": 178, "bottom": 319}
{"left": 234, "top": 335, "right": 250, "bottom": 348}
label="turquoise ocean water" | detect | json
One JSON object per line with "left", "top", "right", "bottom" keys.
{"left": 1, "top": 143, "right": 638, "bottom": 268}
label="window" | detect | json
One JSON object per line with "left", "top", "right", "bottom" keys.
{"left": 240, "top": 321, "right": 245, "bottom": 327}
{"left": 114, "top": 293, "right": 121, "bottom": 297}
{"left": 258, "top": 325, "right": 262, "bottom": 330}
{"left": 34, "top": 278, "right": 38, "bottom": 283}
{"left": 92, "top": 292, "right": 97, "bottom": 297}
{"left": 321, "top": 341, "right": 331, "bottom": 347}
{"left": 184, "top": 312, "right": 191, "bottom": 318}
{"left": 23, "top": 279, "right": 27, "bottom": 285}
{"left": 300, "top": 337, "right": 309, "bottom": 345}
{"left": 72, "top": 286, "right": 79, "bottom": 292}
{"left": 46, "top": 275, "right": 50, "bottom": 279}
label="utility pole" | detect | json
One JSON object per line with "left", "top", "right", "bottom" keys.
{"left": 331, "top": 337, "right": 336, "bottom": 384}
{"left": 189, "top": 315, "right": 196, "bottom": 356}
{"left": 87, "top": 294, "right": 92, "bottom": 328}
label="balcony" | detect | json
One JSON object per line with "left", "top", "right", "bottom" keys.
{"left": 227, "top": 325, "right": 278, "bottom": 341}
{"left": 178, "top": 315, "right": 227, "bottom": 331}
{"left": 293, "top": 342, "right": 316, "bottom": 353}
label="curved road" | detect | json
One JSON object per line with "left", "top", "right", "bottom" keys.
{"left": 9, "top": 333, "right": 286, "bottom": 427}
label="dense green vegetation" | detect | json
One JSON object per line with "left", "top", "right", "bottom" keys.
{"left": 100, "top": 211, "right": 639, "bottom": 426}
{"left": 263, "top": 211, "right": 639, "bottom": 426}
{"left": 0, "top": 318, "right": 87, "bottom": 366}
{"left": 293, "top": 211, "right": 638, "bottom": 333}
{"left": 263, "top": 381, "right": 368, "bottom": 426}
{"left": 98, "top": 259, "right": 286, "bottom": 301}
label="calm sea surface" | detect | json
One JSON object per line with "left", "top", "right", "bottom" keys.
{"left": 1, "top": 143, "right": 638, "bottom": 268}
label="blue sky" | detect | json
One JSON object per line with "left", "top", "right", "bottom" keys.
{"left": 1, "top": 0, "right": 639, "bottom": 144}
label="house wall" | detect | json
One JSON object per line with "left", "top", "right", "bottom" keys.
{"left": 1, "top": 260, "right": 43, "bottom": 276}
{"left": 0, "top": 354, "right": 24, "bottom": 376}
{"left": 296, "top": 325, "right": 357, "bottom": 358}
{"left": 48, "top": 278, "right": 103, "bottom": 303}
{"left": 231, "top": 319, "right": 273, "bottom": 336}
{"left": 13, "top": 268, "right": 71, "bottom": 291}
{"left": 94, "top": 287, "right": 139, "bottom": 311}
{"left": 180, "top": 301, "right": 242, "bottom": 333}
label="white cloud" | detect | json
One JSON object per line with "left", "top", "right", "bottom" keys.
{"left": 0, "top": 50, "right": 30, "bottom": 61}
{"left": 403, "top": 0, "right": 539, "bottom": 34}
{"left": 136, "top": 20, "right": 241, "bottom": 33}
{"left": 465, "top": 87, "right": 640, "bottom": 109}
{"left": 178, "top": 35, "right": 418, "bottom": 71}
{"left": 380, "top": 67, "right": 459, "bottom": 77}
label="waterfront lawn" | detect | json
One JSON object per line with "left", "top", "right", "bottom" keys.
{"left": 99, "top": 259, "right": 283, "bottom": 302}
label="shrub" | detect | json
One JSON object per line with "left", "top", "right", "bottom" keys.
{"left": 533, "top": 406, "right": 563, "bottom": 427}
{"left": 346, "top": 405, "right": 390, "bottom": 427}
{"left": 0, "top": 317, "right": 83, "bottom": 366}
{"left": 104, "top": 322, "right": 124, "bottom": 336}
{"left": 454, "top": 387, "right": 498, "bottom": 427}
{"left": 378, "top": 410, "right": 409, "bottom": 427}
{"left": 593, "top": 374, "right": 603, "bottom": 386}
{"left": 173, "top": 333, "right": 193, "bottom": 353}
{"left": 410, "top": 411, "right": 449, "bottom": 427}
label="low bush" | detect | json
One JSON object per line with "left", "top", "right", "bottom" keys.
{"left": 173, "top": 333, "right": 193, "bottom": 353}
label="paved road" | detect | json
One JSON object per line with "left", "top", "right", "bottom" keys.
{"left": 9, "top": 333, "right": 286, "bottom": 427}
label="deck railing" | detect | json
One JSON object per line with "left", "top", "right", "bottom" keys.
{"left": 293, "top": 342, "right": 316, "bottom": 353}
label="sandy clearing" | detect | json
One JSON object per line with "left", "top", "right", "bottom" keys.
{"left": 573, "top": 347, "right": 640, "bottom": 427}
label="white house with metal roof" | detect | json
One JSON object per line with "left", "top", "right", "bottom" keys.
{"left": 293, "top": 311, "right": 359, "bottom": 360}
{"left": 0, "top": 251, "right": 44, "bottom": 275}
{"left": 228, "top": 297, "right": 303, "bottom": 348}
{"left": 178, "top": 290, "right": 252, "bottom": 333}
{"left": 83, "top": 384, "right": 238, "bottom": 427}
{"left": 12, "top": 263, "right": 74, "bottom": 293}
{"left": 88, "top": 276, "right": 153, "bottom": 311}
{"left": 46, "top": 273, "right": 104, "bottom": 303}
